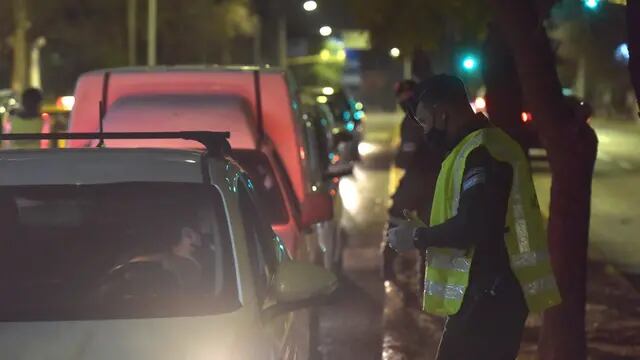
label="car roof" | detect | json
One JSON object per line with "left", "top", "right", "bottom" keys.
{"left": 96, "top": 94, "right": 258, "bottom": 150}
{"left": 69, "top": 66, "right": 309, "bottom": 202}
{"left": 0, "top": 148, "right": 224, "bottom": 186}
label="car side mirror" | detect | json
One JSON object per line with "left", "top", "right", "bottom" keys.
{"left": 332, "top": 129, "right": 354, "bottom": 144}
{"left": 301, "top": 191, "right": 333, "bottom": 228}
{"left": 263, "top": 260, "right": 338, "bottom": 319}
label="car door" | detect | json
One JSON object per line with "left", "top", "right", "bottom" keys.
{"left": 236, "top": 177, "right": 306, "bottom": 360}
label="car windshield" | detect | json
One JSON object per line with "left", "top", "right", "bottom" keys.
{"left": 0, "top": 182, "right": 239, "bottom": 322}
{"left": 232, "top": 150, "right": 290, "bottom": 225}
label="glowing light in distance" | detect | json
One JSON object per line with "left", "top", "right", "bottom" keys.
{"left": 584, "top": 0, "right": 599, "bottom": 10}
{"left": 317, "top": 95, "right": 328, "bottom": 104}
{"left": 358, "top": 142, "right": 378, "bottom": 157}
{"left": 389, "top": 48, "right": 401, "bottom": 58}
{"left": 339, "top": 176, "right": 360, "bottom": 214}
{"left": 462, "top": 55, "right": 478, "bottom": 71}
{"left": 56, "top": 96, "right": 75, "bottom": 111}
{"left": 615, "top": 43, "right": 630, "bottom": 63}
{"left": 319, "top": 26, "right": 333, "bottom": 37}
{"left": 322, "top": 87, "right": 335, "bottom": 96}
{"left": 303, "top": 0, "right": 318, "bottom": 11}
{"left": 320, "top": 49, "right": 331, "bottom": 61}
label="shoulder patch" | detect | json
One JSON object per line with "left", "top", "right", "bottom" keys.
{"left": 462, "top": 167, "right": 486, "bottom": 191}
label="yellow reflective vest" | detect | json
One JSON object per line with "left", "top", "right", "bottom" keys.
{"left": 423, "top": 127, "right": 561, "bottom": 316}
{"left": 2, "top": 113, "right": 50, "bottom": 149}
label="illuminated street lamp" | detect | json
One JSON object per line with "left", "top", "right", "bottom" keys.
{"left": 389, "top": 47, "right": 401, "bottom": 58}
{"left": 322, "top": 87, "right": 335, "bottom": 96}
{"left": 303, "top": 0, "right": 318, "bottom": 12}
{"left": 319, "top": 25, "right": 333, "bottom": 37}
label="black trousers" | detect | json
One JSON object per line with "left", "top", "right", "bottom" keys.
{"left": 435, "top": 277, "right": 529, "bottom": 360}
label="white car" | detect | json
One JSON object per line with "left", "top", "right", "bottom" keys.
{"left": 0, "top": 131, "right": 337, "bottom": 360}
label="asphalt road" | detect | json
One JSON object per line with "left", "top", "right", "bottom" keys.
{"left": 533, "top": 118, "right": 640, "bottom": 274}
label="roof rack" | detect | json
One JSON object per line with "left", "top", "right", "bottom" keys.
{"left": 0, "top": 131, "right": 231, "bottom": 156}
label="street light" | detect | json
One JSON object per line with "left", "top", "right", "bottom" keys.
{"left": 303, "top": 0, "right": 318, "bottom": 12}
{"left": 319, "top": 26, "right": 333, "bottom": 37}
{"left": 389, "top": 47, "right": 401, "bottom": 58}
{"left": 322, "top": 87, "right": 335, "bottom": 96}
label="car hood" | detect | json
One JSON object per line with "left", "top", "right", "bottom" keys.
{"left": 0, "top": 307, "right": 258, "bottom": 360}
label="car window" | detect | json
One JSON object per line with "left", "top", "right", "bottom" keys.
{"left": 237, "top": 179, "right": 285, "bottom": 300}
{"left": 0, "top": 182, "right": 239, "bottom": 322}
{"left": 232, "top": 151, "right": 290, "bottom": 225}
{"left": 270, "top": 150, "right": 302, "bottom": 218}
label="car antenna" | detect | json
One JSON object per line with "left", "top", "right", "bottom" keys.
{"left": 97, "top": 71, "right": 111, "bottom": 147}
{"left": 253, "top": 69, "right": 264, "bottom": 140}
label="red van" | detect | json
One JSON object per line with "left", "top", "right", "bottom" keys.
{"left": 68, "top": 66, "right": 336, "bottom": 260}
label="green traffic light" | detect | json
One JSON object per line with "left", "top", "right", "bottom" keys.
{"left": 461, "top": 55, "right": 478, "bottom": 72}
{"left": 584, "top": 0, "right": 599, "bottom": 10}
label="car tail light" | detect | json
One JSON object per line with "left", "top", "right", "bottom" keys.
{"left": 521, "top": 112, "right": 533, "bottom": 123}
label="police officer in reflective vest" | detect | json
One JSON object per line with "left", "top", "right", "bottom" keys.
{"left": 388, "top": 75, "right": 561, "bottom": 359}
{"left": 2, "top": 88, "right": 50, "bottom": 149}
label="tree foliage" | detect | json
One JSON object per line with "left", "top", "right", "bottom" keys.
{"left": 343, "top": 0, "right": 489, "bottom": 54}
{"left": 0, "top": 0, "right": 256, "bottom": 93}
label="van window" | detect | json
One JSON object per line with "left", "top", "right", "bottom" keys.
{"left": 237, "top": 180, "right": 285, "bottom": 300}
{"left": 232, "top": 151, "right": 290, "bottom": 225}
{"left": 0, "top": 182, "right": 239, "bottom": 321}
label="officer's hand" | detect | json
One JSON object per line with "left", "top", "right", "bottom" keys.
{"left": 387, "top": 223, "right": 417, "bottom": 253}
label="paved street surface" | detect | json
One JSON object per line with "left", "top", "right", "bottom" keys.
{"left": 534, "top": 119, "right": 640, "bottom": 274}
{"left": 318, "top": 112, "right": 640, "bottom": 359}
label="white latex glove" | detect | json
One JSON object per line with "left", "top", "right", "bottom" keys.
{"left": 387, "top": 223, "right": 417, "bottom": 253}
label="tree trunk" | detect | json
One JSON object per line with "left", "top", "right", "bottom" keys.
{"left": 627, "top": 0, "right": 640, "bottom": 107}
{"left": 11, "top": 0, "right": 29, "bottom": 93}
{"left": 488, "top": 1, "right": 598, "bottom": 359}
{"left": 481, "top": 22, "right": 525, "bottom": 144}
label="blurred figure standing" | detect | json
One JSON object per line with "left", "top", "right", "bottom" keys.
{"left": 383, "top": 59, "right": 444, "bottom": 304}
{"left": 2, "top": 88, "right": 51, "bottom": 149}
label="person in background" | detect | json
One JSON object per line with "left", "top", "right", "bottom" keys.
{"left": 383, "top": 79, "right": 444, "bottom": 307}
{"left": 2, "top": 88, "right": 51, "bottom": 149}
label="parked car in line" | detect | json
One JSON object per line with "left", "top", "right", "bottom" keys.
{"left": 68, "top": 66, "right": 344, "bottom": 265}
{"left": 300, "top": 87, "right": 364, "bottom": 163}
{"left": 299, "top": 102, "right": 355, "bottom": 272}
{"left": 0, "top": 131, "right": 337, "bottom": 360}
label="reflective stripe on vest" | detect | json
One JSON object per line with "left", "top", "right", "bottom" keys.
{"left": 422, "top": 128, "right": 561, "bottom": 316}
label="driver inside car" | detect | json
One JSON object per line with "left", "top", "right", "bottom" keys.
{"left": 129, "top": 222, "right": 204, "bottom": 292}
